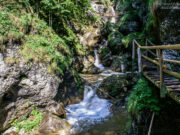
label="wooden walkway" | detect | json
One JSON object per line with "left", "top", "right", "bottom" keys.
{"left": 132, "top": 39, "right": 180, "bottom": 104}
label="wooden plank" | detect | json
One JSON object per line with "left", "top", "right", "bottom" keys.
{"left": 139, "top": 44, "right": 180, "bottom": 50}
{"left": 165, "top": 82, "right": 180, "bottom": 85}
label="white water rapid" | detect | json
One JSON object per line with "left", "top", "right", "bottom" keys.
{"left": 65, "top": 85, "right": 112, "bottom": 134}
{"left": 94, "top": 50, "right": 105, "bottom": 70}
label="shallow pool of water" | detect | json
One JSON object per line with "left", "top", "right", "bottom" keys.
{"left": 78, "top": 109, "right": 130, "bottom": 135}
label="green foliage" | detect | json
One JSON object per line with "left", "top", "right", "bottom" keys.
{"left": 122, "top": 32, "right": 145, "bottom": 48}
{"left": 1, "top": 0, "right": 97, "bottom": 77}
{"left": 128, "top": 78, "right": 160, "bottom": 116}
{"left": 98, "top": 46, "right": 110, "bottom": 58}
{"left": 0, "top": 11, "right": 24, "bottom": 44}
{"left": 101, "top": 22, "right": 117, "bottom": 37}
{"left": 119, "top": 11, "right": 138, "bottom": 24}
{"left": 11, "top": 109, "right": 43, "bottom": 133}
{"left": 20, "top": 16, "right": 73, "bottom": 75}
{"left": 108, "top": 31, "right": 124, "bottom": 55}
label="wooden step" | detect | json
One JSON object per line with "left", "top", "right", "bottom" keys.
{"left": 169, "top": 89, "right": 180, "bottom": 92}
{"left": 167, "top": 85, "right": 180, "bottom": 89}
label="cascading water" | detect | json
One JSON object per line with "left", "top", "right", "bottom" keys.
{"left": 66, "top": 85, "right": 112, "bottom": 134}
{"left": 94, "top": 50, "right": 105, "bottom": 70}
{"left": 111, "top": 7, "right": 116, "bottom": 23}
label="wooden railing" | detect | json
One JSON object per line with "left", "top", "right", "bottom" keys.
{"left": 132, "top": 39, "right": 180, "bottom": 98}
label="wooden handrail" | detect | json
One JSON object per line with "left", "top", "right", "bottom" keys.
{"left": 133, "top": 39, "right": 180, "bottom": 100}
{"left": 142, "top": 55, "right": 180, "bottom": 79}
{"left": 139, "top": 44, "right": 180, "bottom": 50}
{"left": 156, "top": 58, "right": 180, "bottom": 65}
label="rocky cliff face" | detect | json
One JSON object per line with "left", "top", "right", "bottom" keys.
{"left": 0, "top": 44, "right": 83, "bottom": 132}
{"left": 156, "top": 1, "right": 180, "bottom": 63}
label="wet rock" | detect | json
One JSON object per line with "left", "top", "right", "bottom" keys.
{"left": 72, "top": 56, "right": 84, "bottom": 72}
{"left": 99, "top": 75, "right": 130, "bottom": 98}
{"left": 46, "top": 101, "right": 66, "bottom": 118}
{"left": 82, "top": 63, "right": 101, "bottom": 74}
{"left": 38, "top": 113, "right": 70, "bottom": 135}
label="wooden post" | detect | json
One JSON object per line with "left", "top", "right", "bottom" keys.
{"left": 158, "top": 49, "right": 165, "bottom": 97}
{"left": 148, "top": 112, "right": 155, "bottom": 135}
{"left": 158, "top": 49, "right": 163, "bottom": 87}
{"left": 132, "top": 40, "right": 135, "bottom": 60}
{"left": 156, "top": 49, "right": 159, "bottom": 72}
{"left": 138, "top": 47, "right": 142, "bottom": 73}
{"left": 145, "top": 39, "right": 148, "bottom": 56}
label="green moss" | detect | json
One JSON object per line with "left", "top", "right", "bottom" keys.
{"left": 11, "top": 109, "right": 43, "bottom": 133}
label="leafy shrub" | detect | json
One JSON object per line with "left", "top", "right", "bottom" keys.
{"left": 11, "top": 109, "right": 43, "bottom": 133}
{"left": 128, "top": 78, "right": 160, "bottom": 116}
{"left": 0, "top": 11, "right": 24, "bottom": 44}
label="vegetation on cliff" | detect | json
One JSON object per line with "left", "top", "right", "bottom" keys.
{"left": 0, "top": 0, "right": 96, "bottom": 76}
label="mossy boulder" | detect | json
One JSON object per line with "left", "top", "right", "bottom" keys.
{"left": 108, "top": 31, "right": 124, "bottom": 55}
{"left": 99, "top": 75, "right": 129, "bottom": 98}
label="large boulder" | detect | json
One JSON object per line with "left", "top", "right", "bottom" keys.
{"left": 99, "top": 75, "right": 130, "bottom": 98}
{"left": 38, "top": 113, "right": 70, "bottom": 135}
{"left": 3, "top": 113, "right": 70, "bottom": 135}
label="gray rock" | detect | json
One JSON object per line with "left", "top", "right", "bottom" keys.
{"left": 0, "top": 45, "right": 82, "bottom": 132}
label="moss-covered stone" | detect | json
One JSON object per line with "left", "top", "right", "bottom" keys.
{"left": 99, "top": 75, "right": 129, "bottom": 97}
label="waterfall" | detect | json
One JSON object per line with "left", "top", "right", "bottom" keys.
{"left": 94, "top": 50, "right": 105, "bottom": 70}
{"left": 66, "top": 85, "right": 112, "bottom": 134}
{"left": 111, "top": 7, "right": 116, "bottom": 23}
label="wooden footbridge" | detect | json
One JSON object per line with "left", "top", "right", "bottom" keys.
{"left": 132, "top": 39, "right": 180, "bottom": 104}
